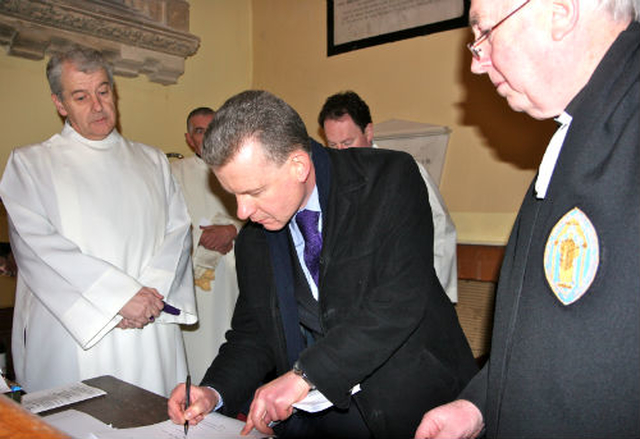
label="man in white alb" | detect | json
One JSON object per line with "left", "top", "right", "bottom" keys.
{"left": 318, "top": 91, "right": 458, "bottom": 303}
{"left": 0, "top": 46, "right": 197, "bottom": 397}
{"left": 171, "top": 107, "right": 242, "bottom": 384}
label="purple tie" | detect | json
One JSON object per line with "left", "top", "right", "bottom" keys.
{"left": 295, "top": 209, "right": 322, "bottom": 287}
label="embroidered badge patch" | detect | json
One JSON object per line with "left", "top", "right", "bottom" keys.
{"left": 543, "top": 207, "right": 599, "bottom": 305}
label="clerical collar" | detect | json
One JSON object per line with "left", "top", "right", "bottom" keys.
{"left": 61, "top": 121, "right": 120, "bottom": 150}
{"left": 535, "top": 111, "right": 572, "bottom": 199}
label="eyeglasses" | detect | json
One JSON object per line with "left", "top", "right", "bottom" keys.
{"left": 467, "top": 0, "right": 531, "bottom": 60}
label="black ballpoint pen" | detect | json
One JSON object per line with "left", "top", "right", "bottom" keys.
{"left": 184, "top": 374, "right": 191, "bottom": 436}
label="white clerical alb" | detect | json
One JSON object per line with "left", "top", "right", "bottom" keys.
{"left": 171, "top": 155, "right": 241, "bottom": 384}
{"left": 0, "top": 123, "right": 197, "bottom": 396}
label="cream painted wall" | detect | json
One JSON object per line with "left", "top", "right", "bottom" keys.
{"left": 251, "top": 0, "right": 557, "bottom": 244}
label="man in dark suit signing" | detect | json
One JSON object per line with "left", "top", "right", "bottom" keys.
{"left": 167, "top": 90, "right": 477, "bottom": 438}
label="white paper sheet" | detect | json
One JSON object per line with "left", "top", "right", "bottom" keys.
{"left": 21, "top": 382, "right": 107, "bottom": 414}
{"left": 0, "top": 375, "right": 11, "bottom": 393}
{"left": 43, "top": 409, "right": 114, "bottom": 439}
{"left": 43, "top": 409, "right": 265, "bottom": 439}
{"left": 93, "top": 411, "right": 264, "bottom": 439}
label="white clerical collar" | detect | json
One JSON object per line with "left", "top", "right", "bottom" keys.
{"left": 61, "top": 121, "right": 120, "bottom": 149}
{"left": 535, "top": 111, "right": 572, "bottom": 199}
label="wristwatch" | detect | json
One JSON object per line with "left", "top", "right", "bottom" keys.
{"left": 292, "top": 361, "right": 317, "bottom": 391}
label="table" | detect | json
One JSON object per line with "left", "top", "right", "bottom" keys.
{"left": 41, "top": 375, "right": 170, "bottom": 428}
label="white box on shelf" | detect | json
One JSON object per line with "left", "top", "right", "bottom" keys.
{"left": 373, "top": 119, "right": 451, "bottom": 186}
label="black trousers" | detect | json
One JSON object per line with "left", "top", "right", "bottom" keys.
{"left": 274, "top": 401, "right": 373, "bottom": 439}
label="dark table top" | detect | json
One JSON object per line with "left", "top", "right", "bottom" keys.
{"left": 39, "top": 375, "right": 169, "bottom": 428}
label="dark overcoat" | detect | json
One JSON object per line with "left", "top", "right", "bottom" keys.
{"left": 203, "top": 140, "right": 477, "bottom": 438}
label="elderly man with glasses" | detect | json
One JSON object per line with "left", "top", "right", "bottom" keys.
{"left": 415, "top": 0, "right": 639, "bottom": 438}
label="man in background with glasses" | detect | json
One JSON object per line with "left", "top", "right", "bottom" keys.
{"left": 416, "top": 0, "right": 639, "bottom": 437}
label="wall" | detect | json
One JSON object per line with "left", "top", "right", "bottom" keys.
{"left": 252, "top": 0, "right": 557, "bottom": 244}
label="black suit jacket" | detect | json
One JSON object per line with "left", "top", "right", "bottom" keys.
{"left": 202, "top": 140, "right": 477, "bottom": 438}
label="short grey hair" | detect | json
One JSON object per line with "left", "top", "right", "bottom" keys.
{"left": 46, "top": 46, "right": 114, "bottom": 100}
{"left": 596, "top": 0, "right": 639, "bottom": 20}
{"left": 202, "top": 90, "right": 310, "bottom": 168}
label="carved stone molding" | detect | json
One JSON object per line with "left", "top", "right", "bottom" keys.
{"left": 0, "top": 0, "right": 200, "bottom": 85}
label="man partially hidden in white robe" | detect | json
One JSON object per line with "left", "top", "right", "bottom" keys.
{"left": 0, "top": 123, "right": 197, "bottom": 396}
{"left": 171, "top": 154, "right": 241, "bottom": 384}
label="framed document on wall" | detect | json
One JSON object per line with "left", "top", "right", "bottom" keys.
{"left": 327, "top": 0, "right": 469, "bottom": 56}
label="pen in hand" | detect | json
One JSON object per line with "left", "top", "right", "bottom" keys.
{"left": 184, "top": 374, "right": 191, "bottom": 436}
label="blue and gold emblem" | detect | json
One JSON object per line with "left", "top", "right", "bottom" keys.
{"left": 543, "top": 207, "right": 599, "bottom": 305}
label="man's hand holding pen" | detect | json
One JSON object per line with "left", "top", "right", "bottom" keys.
{"left": 117, "top": 289, "right": 183, "bottom": 330}
{"left": 168, "top": 382, "right": 219, "bottom": 429}
{"left": 117, "top": 287, "right": 164, "bottom": 329}
{"left": 184, "top": 375, "right": 191, "bottom": 436}
{"left": 168, "top": 371, "right": 310, "bottom": 436}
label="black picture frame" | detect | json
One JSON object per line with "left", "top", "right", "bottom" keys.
{"left": 327, "top": 0, "right": 470, "bottom": 56}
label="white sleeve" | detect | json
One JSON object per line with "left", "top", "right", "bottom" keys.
{"left": 138, "top": 165, "right": 197, "bottom": 324}
{"left": 0, "top": 150, "right": 142, "bottom": 349}
{"left": 416, "top": 162, "right": 458, "bottom": 303}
